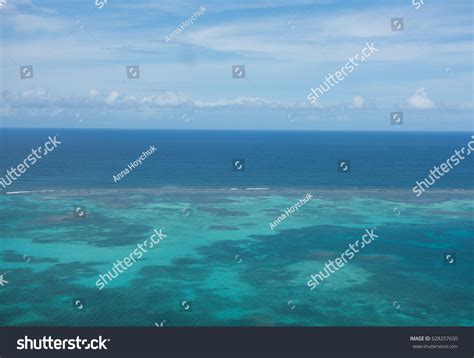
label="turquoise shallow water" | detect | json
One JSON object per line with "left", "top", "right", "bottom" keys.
{"left": 0, "top": 188, "right": 472, "bottom": 326}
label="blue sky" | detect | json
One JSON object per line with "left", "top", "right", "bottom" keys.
{"left": 0, "top": 0, "right": 472, "bottom": 130}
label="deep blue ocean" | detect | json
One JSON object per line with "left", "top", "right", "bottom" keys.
{"left": 0, "top": 129, "right": 473, "bottom": 190}
{"left": 0, "top": 129, "right": 473, "bottom": 326}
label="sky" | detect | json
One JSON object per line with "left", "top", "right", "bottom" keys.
{"left": 0, "top": 0, "right": 472, "bottom": 130}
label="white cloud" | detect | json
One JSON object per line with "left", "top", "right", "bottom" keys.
{"left": 105, "top": 91, "right": 120, "bottom": 105}
{"left": 115, "top": 0, "right": 324, "bottom": 15}
{"left": 181, "top": 5, "right": 473, "bottom": 62}
{"left": 351, "top": 96, "right": 364, "bottom": 109}
{"left": 1, "top": 88, "right": 318, "bottom": 110}
{"left": 5, "top": 14, "right": 67, "bottom": 32}
{"left": 89, "top": 88, "right": 100, "bottom": 97}
{"left": 194, "top": 96, "right": 284, "bottom": 109}
{"left": 2, "top": 2, "right": 472, "bottom": 69}
{"left": 141, "top": 91, "right": 192, "bottom": 107}
{"left": 407, "top": 88, "right": 435, "bottom": 110}
{"left": 2, "top": 88, "right": 52, "bottom": 107}
{"left": 1, "top": 0, "right": 58, "bottom": 14}
{"left": 4, "top": 88, "right": 463, "bottom": 113}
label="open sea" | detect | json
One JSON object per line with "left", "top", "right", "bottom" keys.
{"left": 0, "top": 129, "right": 472, "bottom": 326}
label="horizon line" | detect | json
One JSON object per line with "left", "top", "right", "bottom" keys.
{"left": 0, "top": 127, "right": 472, "bottom": 133}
